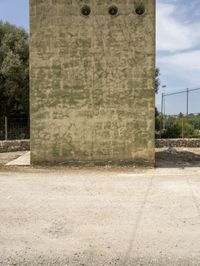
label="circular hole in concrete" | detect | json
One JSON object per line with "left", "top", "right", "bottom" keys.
{"left": 135, "top": 6, "right": 145, "bottom": 15}
{"left": 108, "top": 6, "right": 118, "bottom": 16}
{"left": 81, "top": 5, "right": 91, "bottom": 16}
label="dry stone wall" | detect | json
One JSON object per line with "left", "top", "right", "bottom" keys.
{"left": 0, "top": 140, "right": 30, "bottom": 153}
{"left": 156, "top": 139, "right": 200, "bottom": 148}
{"left": 1, "top": 139, "right": 200, "bottom": 153}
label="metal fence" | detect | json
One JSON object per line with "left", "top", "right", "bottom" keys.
{"left": 161, "top": 87, "right": 200, "bottom": 118}
{"left": 0, "top": 117, "right": 29, "bottom": 140}
{"left": 157, "top": 87, "right": 200, "bottom": 138}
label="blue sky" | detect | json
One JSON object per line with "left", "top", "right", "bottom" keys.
{"left": 0, "top": 0, "right": 29, "bottom": 30}
{"left": 157, "top": 0, "right": 200, "bottom": 114}
{"left": 0, "top": 0, "right": 200, "bottom": 115}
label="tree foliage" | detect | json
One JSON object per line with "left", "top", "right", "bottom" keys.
{"left": 0, "top": 22, "right": 29, "bottom": 116}
{"left": 155, "top": 68, "right": 161, "bottom": 134}
{"left": 157, "top": 114, "right": 200, "bottom": 139}
{"left": 155, "top": 68, "right": 160, "bottom": 94}
{"left": 162, "top": 121, "right": 182, "bottom": 138}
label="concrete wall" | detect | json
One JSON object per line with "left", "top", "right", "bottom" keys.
{"left": 30, "top": 0, "right": 155, "bottom": 165}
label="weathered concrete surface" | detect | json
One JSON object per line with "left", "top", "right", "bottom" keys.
{"left": 30, "top": 0, "right": 155, "bottom": 165}
{"left": 1, "top": 167, "right": 200, "bottom": 265}
{"left": 6, "top": 151, "right": 30, "bottom": 166}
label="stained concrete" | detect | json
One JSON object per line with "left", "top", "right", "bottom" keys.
{"left": 30, "top": 0, "right": 155, "bottom": 165}
{"left": 1, "top": 167, "right": 200, "bottom": 265}
{"left": 6, "top": 151, "right": 30, "bottom": 166}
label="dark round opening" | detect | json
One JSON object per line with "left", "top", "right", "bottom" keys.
{"left": 108, "top": 6, "right": 118, "bottom": 16}
{"left": 135, "top": 6, "right": 145, "bottom": 15}
{"left": 81, "top": 5, "right": 91, "bottom": 16}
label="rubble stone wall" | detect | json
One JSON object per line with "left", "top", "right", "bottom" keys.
{"left": 156, "top": 139, "right": 200, "bottom": 148}
{"left": 0, "top": 140, "right": 30, "bottom": 153}
{"left": 1, "top": 139, "right": 200, "bottom": 153}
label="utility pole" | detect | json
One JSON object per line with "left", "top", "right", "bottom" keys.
{"left": 182, "top": 117, "right": 184, "bottom": 139}
{"left": 160, "top": 93, "right": 164, "bottom": 138}
{"left": 162, "top": 85, "right": 166, "bottom": 131}
{"left": 186, "top": 88, "right": 189, "bottom": 117}
{"left": 163, "top": 92, "right": 166, "bottom": 130}
{"left": 161, "top": 93, "right": 164, "bottom": 116}
{"left": 5, "top": 116, "right": 8, "bottom": 140}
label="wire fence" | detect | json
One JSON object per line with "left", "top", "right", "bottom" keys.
{"left": 157, "top": 87, "right": 200, "bottom": 138}
{"left": 0, "top": 117, "right": 29, "bottom": 140}
{"left": 161, "top": 87, "right": 200, "bottom": 116}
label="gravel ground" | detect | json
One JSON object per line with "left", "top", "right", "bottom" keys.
{"left": 0, "top": 151, "right": 24, "bottom": 166}
{"left": 0, "top": 149, "right": 200, "bottom": 265}
{"left": 156, "top": 147, "right": 200, "bottom": 168}
{"left": 1, "top": 147, "right": 200, "bottom": 168}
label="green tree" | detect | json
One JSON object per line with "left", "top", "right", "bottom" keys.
{"left": 155, "top": 106, "right": 160, "bottom": 132}
{"left": 155, "top": 68, "right": 160, "bottom": 94}
{"left": 0, "top": 22, "right": 29, "bottom": 116}
{"left": 183, "top": 121, "right": 195, "bottom": 138}
{"left": 155, "top": 68, "right": 161, "bottom": 136}
{"left": 162, "top": 121, "right": 182, "bottom": 138}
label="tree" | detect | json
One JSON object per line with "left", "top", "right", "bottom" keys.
{"left": 162, "top": 121, "right": 182, "bottom": 138}
{"left": 178, "top": 112, "right": 184, "bottom": 118}
{"left": 0, "top": 22, "right": 29, "bottom": 116}
{"left": 183, "top": 122, "right": 195, "bottom": 138}
{"left": 155, "top": 106, "right": 160, "bottom": 131}
{"left": 155, "top": 68, "right": 161, "bottom": 136}
{"left": 155, "top": 68, "right": 160, "bottom": 94}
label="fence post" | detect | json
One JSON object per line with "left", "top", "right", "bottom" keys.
{"left": 163, "top": 93, "right": 166, "bottom": 130}
{"left": 160, "top": 93, "right": 164, "bottom": 138}
{"left": 5, "top": 116, "right": 8, "bottom": 140}
{"left": 186, "top": 88, "right": 189, "bottom": 117}
{"left": 182, "top": 117, "right": 184, "bottom": 139}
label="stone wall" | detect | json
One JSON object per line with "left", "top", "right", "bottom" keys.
{"left": 0, "top": 140, "right": 30, "bottom": 153}
{"left": 156, "top": 139, "right": 200, "bottom": 148}
{"left": 30, "top": 0, "right": 155, "bottom": 165}
{"left": 0, "top": 139, "right": 200, "bottom": 153}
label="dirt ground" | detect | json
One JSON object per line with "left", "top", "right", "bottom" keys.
{"left": 1, "top": 149, "right": 200, "bottom": 265}
{"left": 0, "top": 151, "right": 24, "bottom": 166}
{"left": 156, "top": 147, "right": 200, "bottom": 168}
{"left": 1, "top": 148, "right": 200, "bottom": 168}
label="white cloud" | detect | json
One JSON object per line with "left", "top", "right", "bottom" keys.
{"left": 156, "top": 3, "right": 200, "bottom": 52}
{"left": 159, "top": 50, "right": 200, "bottom": 71}
{"left": 157, "top": 1, "right": 200, "bottom": 92}
{"left": 158, "top": 50, "right": 200, "bottom": 88}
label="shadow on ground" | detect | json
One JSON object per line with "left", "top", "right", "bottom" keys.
{"left": 156, "top": 149, "right": 200, "bottom": 168}
{"left": 1, "top": 149, "right": 200, "bottom": 169}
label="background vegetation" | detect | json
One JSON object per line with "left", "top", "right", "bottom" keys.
{"left": 156, "top": 113, "right": 200, "bottom": 139}
{"left": 155, "top": 69, "right": 200, "bottom": 138}
{"left": 0, "top": 22, "right": 29, "bottom": 117}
